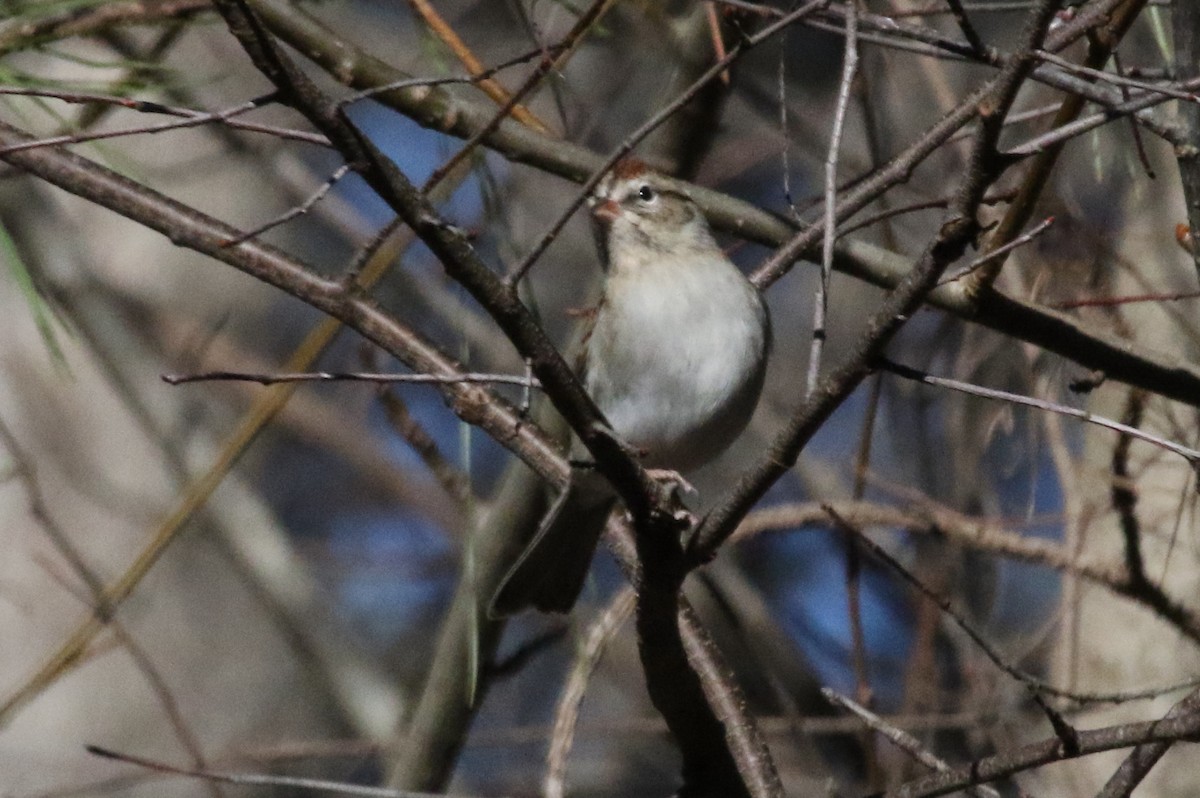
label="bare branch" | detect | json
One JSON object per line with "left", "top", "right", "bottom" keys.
{"left": 877, "top": 359, "right": 1200, "bottom": 467}
{"left": 881, "top": 707, "right": 1200, "bottom": 797}
{"left": 807, "top": 0, "right": 859, "bottom": 398}
{"left": 693, "top": 0, "right": 1067, "bottom": 560}
{"left": 162, "top": 369, "right": 541, "bottom": 388}
{"left": 544, "top": 587, "right": 636, "bottom": 798}
{"left": 822, "top": 688, "right": 1001, "bottom": 798}
{"left": 85, "top": 745, "right": 485, "bottom": 798}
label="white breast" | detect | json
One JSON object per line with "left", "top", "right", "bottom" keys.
{"left": 585, "top": 254, "right": 768, "bottom": 471}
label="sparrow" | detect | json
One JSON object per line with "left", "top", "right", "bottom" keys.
{"left": 489, "top": 158, "right": 770, "bottom": 615}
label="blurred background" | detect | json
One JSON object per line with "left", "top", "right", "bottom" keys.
{"left": 1, "top": 0, "right": 1199, "bottom": 795}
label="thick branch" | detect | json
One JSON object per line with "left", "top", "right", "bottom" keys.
{"left": 210, "top": 0, "right": 661, "bottom": 524}
{"left": 1095, "top": 688, "right": 1200, "bottom": 798}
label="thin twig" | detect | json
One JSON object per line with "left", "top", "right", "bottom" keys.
{"left": 222, "top": 163, "right": 352, "bottom": 245}
{"left": 376, "top": 388, "right": 474, "bottom": 509}
{"left": 939, "top": 215, "right": 1055, "bottom": 285}
{"left": 335, "top": 46, "right": 567, "bottom": 109}
{"left": 877, "top": 358, "right": 1200, "bottom": 467}
{"left": 822, "top": 687, "right": 1001, "bottom": 798}
{"left": 1051, "top": 289, "right": 1200, "bottom": 309}
{"left": 0, "top": 86, "right": 327, "bottom": 146}
{"left": 162, "top": 369, "right": 541, "bottom": 388}
{"left": 85, "top": 746, "right": 494, "bottom": 798}
{"left": 544, "top": 587, "right": 636, "bottom": 798}
{"left": 405, "top": 0, "right": 550, "bottom": 133}
{"left": 807, "top": 0, "right": 858, "bottom": 398}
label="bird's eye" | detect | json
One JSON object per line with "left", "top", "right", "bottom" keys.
{"left": 637, "top": 184, "right": 656, "bottom": 203}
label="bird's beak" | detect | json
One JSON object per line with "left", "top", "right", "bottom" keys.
{"left": 591, "top": 198, "right": 620, "bottom": 225}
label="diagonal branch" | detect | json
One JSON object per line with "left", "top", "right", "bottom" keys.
{"left": 690, "top": 0, "right": 1068, "bottom": 561}
{"left": 1094, "top": 688, "right": 1200, "bottom": 798}
{"left": 880, "top": 707, "right": 1200, "bottom": 798}
{"left": 960, "top": 0, "right": 1150, "bottom": 295}
{"left": 404, "top": 0, "right": 551, "bottom": 133}
{"left": 209, "top": 0, "right": 661, "bottom": 520}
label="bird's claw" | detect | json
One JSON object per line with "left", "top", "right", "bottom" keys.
{"left": 646, "top": 468, "right": 697, "bottom": 497}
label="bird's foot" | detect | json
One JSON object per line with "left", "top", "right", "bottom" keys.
{"left": 645, "top": 469, "right": 699, "bottom": 529}
{"left": 645, "top": 468, "right": 697, "bottom": 497}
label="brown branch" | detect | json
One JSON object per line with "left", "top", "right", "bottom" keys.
{"left": 1094, "top": 688, "right": 1200, "bottom": 798}
{"left": 691, "top": 0, "right": 1065, "bottom": 560}
{"left": 603, "top": 519, "right": 784, "bottom": 798}
{"left": 878, "top": 708, "right": 1200, "bottom": 798}
{"left": 962, "top": 0, "right": 1150, "bottom": 294}
{"left": 162, "top": 369, "right": 540, "bottom": 388}
{"left": 85, "top": 744, "right": 479, "bottom": 798}
{"left": 544, "top": 587, "right": 636, "bottom": 798}
{"left": 823, "top": 687, "right": 1001, "bottom": 798}
{"left": 736, "top": 499, "right": 1200, "bottom": 700}
{"left": 677, "top": 604, "right": 783, "bottom": 798}
{"left": 0, "top": 0, "right": 211, "bottom": 56}
{"left": 636, "top": 511, "right": 750, "bottom": 798}
{"left": 404, "top": 0, "right": 550, "bottom": 133}
{"left": 876, "top": 359, "right": 1200, "bottom": 466}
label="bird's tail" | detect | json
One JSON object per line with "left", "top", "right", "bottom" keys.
{"left": 489, "top": 473, "right": 616, "bottom": 616}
